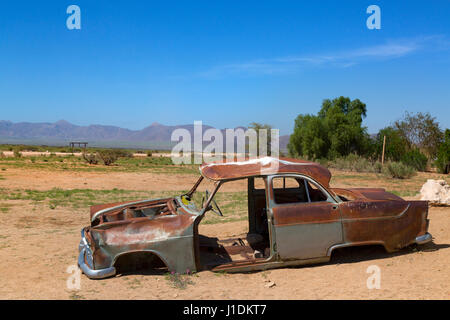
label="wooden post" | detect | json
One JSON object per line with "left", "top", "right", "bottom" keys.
{"left": 381, "top": 135, "right": 386, "bottom": 165}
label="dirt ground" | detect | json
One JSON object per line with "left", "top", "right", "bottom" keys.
{"left": 0, "top": 167, "right": 448, "bottom": 300}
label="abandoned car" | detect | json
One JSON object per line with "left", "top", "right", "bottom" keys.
{"left": 78, "top": 157, "right": 432, "bottom": 279}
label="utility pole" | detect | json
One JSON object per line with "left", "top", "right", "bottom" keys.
{"left": 381, "top": 135, "right": 386, "bottom": 165}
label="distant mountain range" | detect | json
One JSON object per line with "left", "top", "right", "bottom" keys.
{"left": 0, "top": 120, "right": 290, "bottom": 151}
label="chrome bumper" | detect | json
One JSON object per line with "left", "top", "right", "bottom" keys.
{"left": 415, "top": 232, "right": 432, "bottom": 245}
{"left": 78, "top": 228, "right": 116, "bottom": 279}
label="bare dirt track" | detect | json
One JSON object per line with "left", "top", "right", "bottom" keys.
{"left": 0, "top": 167, "right": 449, "bottom": 300}
{"left": 0, "top": 167, "right": 199, "bottom": 191}
{"left": 0, "top": 168, "right": 246, "bottom": 192}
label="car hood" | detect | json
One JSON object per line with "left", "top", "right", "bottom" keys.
{"left": 89, "top": 197, "right": 178, "bottom": 224}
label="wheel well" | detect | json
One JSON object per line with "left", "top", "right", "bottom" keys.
{"left": 329, "top": 243, "right": 388, "bottom": 263}
{"left": 114, "top": 251, "right": 168, "bottom": 275}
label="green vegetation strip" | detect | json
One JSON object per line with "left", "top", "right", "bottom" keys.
{"left": 0, "top": 188, "right": 171, "bottom": 209}
{"left": 0, "top": 155, "right": 198, "bottom": 174}
{"left": 0, "top": 188, "right": 248, "bottom": 224}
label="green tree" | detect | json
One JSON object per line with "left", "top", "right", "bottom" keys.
{"left": 249, "top": 122, "right": 274, "bottom": 156}
{"left": 394, "top": 111, "right": 443, "bottom": 159}
{"left": 401, "top": 149, "right": 428, "bottom": 171}
{"left": 435, "top": 129, "right": 450, "bottom": 174}
{"left": 374, "top": 126, "right": 408, "bottom": 162}
{"left": 288, "top": 114, "right": 327, "bottom": 159}
{"left": 321, "top": 97, "right": 368, "bottom": 157}
{"left": 288, "top": 96, "right": 369, "bottom": 159}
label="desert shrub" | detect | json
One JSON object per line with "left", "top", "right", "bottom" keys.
{"left": 165, "top": 271, "right": 194, "bottom": 290}
{"left": 146, "top": 155, "right": 174, "bottom": 165}
{"left": 435, "top": 152, "right": 449, "bottom": 174}
{"left": 82, "top": 152, "right": 99, "bottom": 165}
{"left": 384, "top": 161, "right": 416, "bottom": 179}
{"left": 97, "top": 150, "right": 119, "bottom": 166}
{"left": 0, "top": 151, "right": 4, "bottom": 158}
{"left": 353, "top": 157, "right": 372, "bottom": 172}
{"left": 111, "top": 150, "right": 133, "bottom": 158}
{"left": 315, "top": 158, "right": 328, "bottom": 167}
{"left": 147, "top": 150, "right": 153, "bottom": 157}
{"left": 327, "top": 154, "right": 386, "bottom": 173}
{"left": 13, "top": 149, "right": 22, "bottom": 158}
{"left": 372, "top": 161, "right": 383, "bottom": 173}
{"left": 400, "top": 149, "right": 427, "bottom": 172}
{"left": 15, "top": 145, "right": 39, "bottom": 152}
{"left": 330, "top": 157, "right": 349, "bottom": 170}
{"left": 328, "top": 154, "right": 376, "bottom": 172}
{"left": 27, "top": 146, "right": 39, "bottom": 152}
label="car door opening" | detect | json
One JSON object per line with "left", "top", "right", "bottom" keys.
{"left": 195, "top": 177, "right": 272, "bottom": 271}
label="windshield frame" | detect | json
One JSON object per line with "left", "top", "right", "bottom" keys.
{"left": 186, "top": 176, "right": 204, "bottom": 198}
{"left": 180, "top": 175, "right": 222, "bottom": 215}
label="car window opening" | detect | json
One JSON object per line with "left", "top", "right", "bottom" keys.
{"left": 272, "top": 176, "right": 327, "bottom": 204}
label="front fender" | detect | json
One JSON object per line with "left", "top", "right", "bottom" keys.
{"left": 110, "top": 235, "right": 196, "bottom": 273}
{"left": 87, "top": 214, "right": 198, "bottom": 275}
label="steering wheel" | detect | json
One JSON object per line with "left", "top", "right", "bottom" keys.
{"left": 202, "top": 190, "right": 223, "bottom": 216}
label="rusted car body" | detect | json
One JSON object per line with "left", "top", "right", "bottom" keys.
{"left": 78, "top": 157, "right": 432, "bottom": 279}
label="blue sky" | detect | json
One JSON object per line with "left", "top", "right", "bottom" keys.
{"left": 0, "top": 0, "right": 449, "bottom": 135}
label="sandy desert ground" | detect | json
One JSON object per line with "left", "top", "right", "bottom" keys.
{"left": 0, "top": 162, "right": 448, "bottom": 300}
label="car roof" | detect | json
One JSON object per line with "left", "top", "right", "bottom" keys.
{"left": 199, "top": 156, "right": 331, "bottom": 188}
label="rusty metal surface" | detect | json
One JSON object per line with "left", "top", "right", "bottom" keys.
{"left": 90, "top": 200, "right": 136, "bottom": 220}
{"left": 332, "top": 187, "right": 405, "bottom": 202}
{"left": 339, "top": 200, "right": 428, "bottom": 252}
{"left": 78, "top": 160, "right": 431, "bottom": 279}
{"left": 200, "top": 157, "right": 332, "bottom": 188}
{"left": 273, "top": 202, "right": 340, "bottom": 226}
{"left": 270, "top": 175, "right": 343, "bottom": 260}
{"left": 85, "top": 197, "right": 200, "bottom": 275}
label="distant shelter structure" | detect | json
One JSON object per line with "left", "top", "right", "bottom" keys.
{"left": 69, "top": 141, "right": 88, "bottom": 153}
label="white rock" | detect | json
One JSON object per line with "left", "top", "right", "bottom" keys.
{"left": 420, "top": 179, "right": 450, "bottom": 205}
